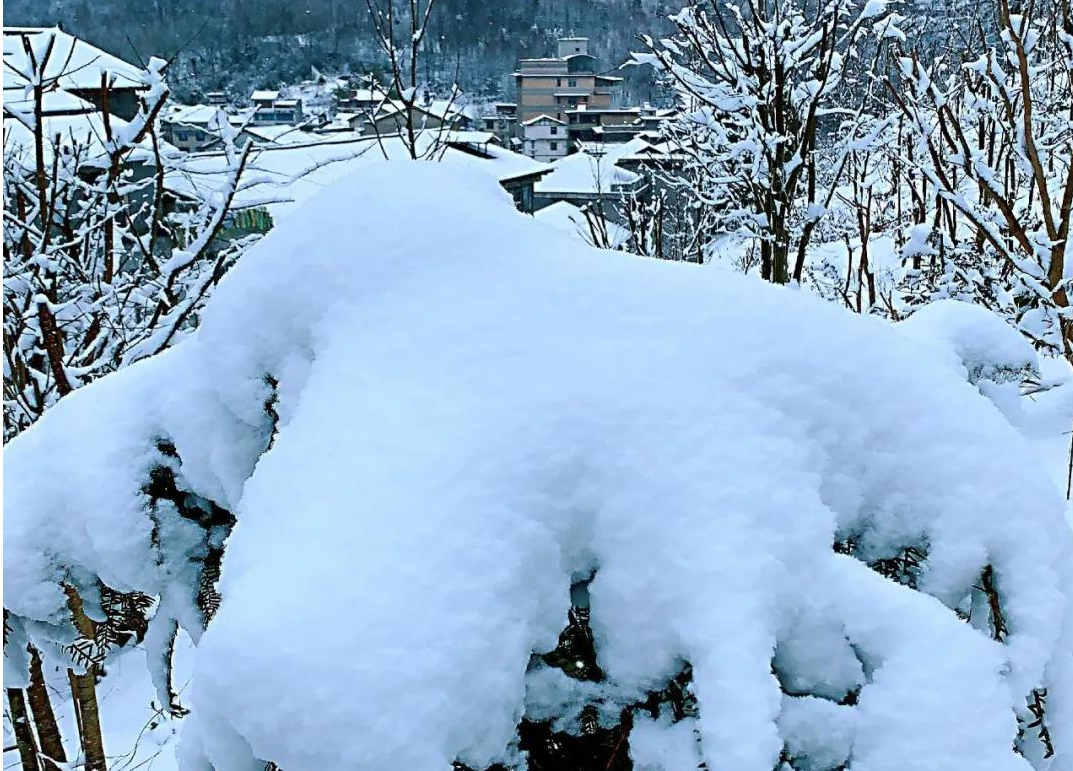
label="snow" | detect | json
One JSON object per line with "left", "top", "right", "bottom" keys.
{"left": 534, "top": 145, "right": 642, "bottom": 196}
{"left": 534, "top": 200, "right": 631, "bottom": 248}
{"left": 3, "top": 631, "right": 195, "bottom": 771}
{"left": 165, "top": 104, "right": 257, "bottom": 128}
{"left": 166, "top": 133, "right": 549, "bottom": 220}
{"left": 4, "top": 163, "right": 1072, "bottom": 771}
{"left": 630, "top": 713, "right": 702, "bottom": 771}
{"left": 4, "top": 108, "right": 180, "bottom": 169}
{"left": 1020, "top": 357, "right": 1073, "bottom": 507}
{"left": 2, "top": 84, "right": 96, "bottom": 115}
{"left": 3, "top": 27, "right": 144, "bottom": 91}
{"left": 242, "top": 123, "right": 331, "bottom": 145}
{"left": 899, "top": 300, "right": 1039, "bottom": 423}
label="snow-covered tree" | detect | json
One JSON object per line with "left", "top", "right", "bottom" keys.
{"left": 4, "top": 164, "right": 1072, "bottom": 771}
{"left": 3, "top": 33, "right": 257, "bottom": 442}
{"left": 632, "top": 0, "right": 907, "bottom": 283}
{"left": 361, "top": 0, "right": 463, "bottom": 160}
{"left": 886, "top": 0, "right": 1073, "bottom": 361}
{"left": 2, "top": 32, "right": 261, "bottom": 771}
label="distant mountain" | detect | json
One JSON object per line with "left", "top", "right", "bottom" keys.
{"left": 5, "top": 0, "right": 675, "bottom": 104}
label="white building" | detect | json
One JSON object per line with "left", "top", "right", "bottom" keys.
{"left": 521, "top": 114, "right": 568, "bottom": 163}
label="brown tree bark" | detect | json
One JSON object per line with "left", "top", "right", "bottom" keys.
{"left": 64, "top": 586, "right": 107, "bottom": 771}
{"left": 27, "top": 647, "right": 67, "bottom": 770}
{"left": 6, "top": 687, "right": 42, "bottom": 771}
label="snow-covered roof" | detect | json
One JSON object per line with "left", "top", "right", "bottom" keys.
{"left": 245, "top": 124, "right": 353, "bottom": 145}
{"left": 4, "top": 107, "right": 178, "bottom": 169}
{"left": 350, "top": 88, "right": 387, "bottom": 102}
{"left": 534, "top": 200, "right": 630, "bottom": 248}
{"left": 273, "top": 99, "right": 300, "bottom": 108}
{"left": 446, "top": 130, "right": 496, "bottom": 145}
{"left": 2, "top": 84, "right": 96, "bottom": 115}
{"left": 166, "top": 132, "right": 549, "bottom": 220}
{"left": 373, "top": 99, "right": 470, "bottom": 124}
{"left": 164, "top": 104, "right": 221, "bottom": 125}
{"left": 522, "top": 114, "right": 566, "bottom": 126}
{"left": 2, "top": 27, "right": 144, "bottom": 92}
{"left": 251, "top": 89, "right": 280, "bottom": 102}
{"left": 534, "top": 146, "right": 642, "bottom": 196}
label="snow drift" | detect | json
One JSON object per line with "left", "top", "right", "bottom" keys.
{"left": 4, "top": 162, "right": 1073, "bottom": 771}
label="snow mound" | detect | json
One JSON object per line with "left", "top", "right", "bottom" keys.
{"left": 899, "top": 300, "right": 1039, "bottom": 423}
{"left": 4, "top": 162, "right": 1072, "bottom": 771}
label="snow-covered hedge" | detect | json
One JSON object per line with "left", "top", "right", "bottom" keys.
{"left": 4, "top": 163, "right": 1072, "bottom": 771}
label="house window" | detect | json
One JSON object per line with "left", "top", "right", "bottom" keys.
{"left": 568, "top": 78, "right": 577, "bottom": 87}
{"left": 550, "top": 141, "right": 558, "bottom": 151}
{"left": 176, "top": 130, "right": 188, "bottom": 140}
{"left": 550, "top": 126, "right": 558, "bottom": 135}
{"left": 556, "top": 78, "right": 562, "bottom": 87}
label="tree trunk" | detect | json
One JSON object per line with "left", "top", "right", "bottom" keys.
{"left": 68, "top": 671, "right": 107, "bottom": 771}
{"left": 27, "top": 647, "right": 66, "bottom": 770}
{"left": 6, "top": 687, "right": 42, "bottom": 771}
{"left": 64, "top": 586, "right": 107, "bottom": 771}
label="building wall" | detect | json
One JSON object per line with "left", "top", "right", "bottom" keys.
{"left": 525, "top": 137, "right": 568, "bottom": 163}
{"left": 363, "top": 109, "right": 453, "bottom": 137}
{"left": 522, "top": 118, "right": 568, "bottom": 162}
{"left": 164, "top": 123, "right": 214, "bottom": 152}
{"left": 69, "top": 87, "right": 140, "bottom": 121}
{"left": 558, "top": 39, "right": 589, "bottom": 57}
{"left": 518, "top": 75, "right": 618, "bottom": 123}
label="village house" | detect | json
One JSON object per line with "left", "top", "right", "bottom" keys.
{"left": 479, "top": 102, "right": 519, "bottom": 147}
{"left": 360, "top": 99, "right": 473, "bottom": 138}
{"left": 3, "top": 27, "right": 145, "bottom": 120}
{"left": 520, "top": 114, "right": 569, "bottom": 163}
{"left": 250, "top": 90, "right": 305, "bottom": 125}
{"left": 335, "top": 82, "right": 389, "bottom": 113}
{"left": 161, "top": 104, "right": 257, "bottom": 151}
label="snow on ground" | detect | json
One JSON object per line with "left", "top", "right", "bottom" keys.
{"left": 3, "top": 633, "right": 193, "bottom": 771}
{"left": 5, "top": 163, "right": 1073, "bottom": 771}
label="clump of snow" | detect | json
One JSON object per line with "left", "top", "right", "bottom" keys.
{"left": 900, "top": 300, "right": 1039, "bottom": 384}
{"left": 4, "top": 162, "right": 1072, "bottom": 771}
{"left": 899, "top": 300, "right": 1039, "bottom": 423}
{"left": 629, "top": 712, "right": 702, "bottom": 771}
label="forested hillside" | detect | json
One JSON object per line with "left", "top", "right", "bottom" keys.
{"left": 4, "top": 0, "right": 675, "bottom": 101}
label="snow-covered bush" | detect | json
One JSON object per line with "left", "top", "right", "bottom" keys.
{"left": 4, "top": 163, "right": 1073, "bottom": 771}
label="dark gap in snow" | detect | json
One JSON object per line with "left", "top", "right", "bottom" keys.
{"left": 143, "top": 438, "right": 236, "bottom": 625}
{"left": 540, "top": 576, "right": 602, "bottom": 682}
{"left": 833, "top": 535, "right": 930, "bottom": 590}
{"left": 262, "top": 374, "right": 281, "bottom": 452}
